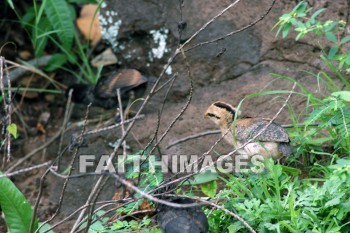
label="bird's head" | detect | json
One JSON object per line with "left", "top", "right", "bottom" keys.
{"left": 205, "top": 101, "right": 241, "bottom": 127}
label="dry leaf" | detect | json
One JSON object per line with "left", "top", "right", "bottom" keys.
{"left": 36, "top": 122, "right": 46, "bottom": 134}
{"left": 19, "top": 50, "right": 32, "bottom": 60}
{"left": 91, "top": 48, "right": 118, "bottom": 67}
{"left": 76, "top": 4, "right": 101, "bottom": 45}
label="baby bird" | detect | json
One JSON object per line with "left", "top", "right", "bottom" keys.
{"left": 205, "top": 101, "right": 292, "bottom": 159}
{"left": 67, "top": 69, "right": 148, "bottom": 109}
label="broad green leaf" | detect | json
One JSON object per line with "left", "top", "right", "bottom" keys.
{"left": 310, "top": 8, "right": 326, "bottom": 21}
{"left": 201, "top": 180, "right": 217, "bottom": 198}
{"left": 340, "top": 35, "right": 350, "bottom": 45}
{"left": 294, "top": 2, "right": 308, "bottom": 16}
{"left": 332, "top": 91, "right": 350, "bottom": 101}
{"left": 328, "top": 46, "right": 339, "bottom": 59}
{"left": 187, "top": 170, "right": 219, "bottom": 185}
{"left": 325, "top": 32, "right": 337, "bottom": 43}
{"left": 282, "top": 22, "right": 291, "bottom": 38}
{"left": 280, "top": 13, "right": 292, "bottom": 22}
{"left": 44, "top": 0, "right": 75, "bottom": 51}
{"left": 0, "top": 172, "right": 38, "bottom": 232}
{"left": 6, "top": 123, "right": 18, "bottom": 139}
{"left": 325, "top": 196, "right": 341, "bottom": 207}
{"left": 38, "top": 223, "right": 55, "bottom": 233}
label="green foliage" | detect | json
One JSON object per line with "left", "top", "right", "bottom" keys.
{"left": 7, "top": 0, "right": 100, "bottom": 84}
{"left": 103, "top": 216, "right": 159, "bottom": 233}
{"left": 79, "top": 211, "right": 158, "bottom": 233}
{"left": 285, "top": 86, "right": 350, "bottom": 162}
{"left": 273, "top": 1, "right": 350, "bottom": 73}
{"left": 305, "top": 93, "right": 350, "bottom": 152}
{"left": 271, "top": 1, "right": 350, "bottom": 162}
{"left": 0, "top": 171, "right": 39, "bottom": 233}
{"left": 6, "top": 123, "right": 18, "bottom": 139}
{"left": 206, "top": 160, "right": 350, "bottom": 233}
{"left": 201, "top": 180, "right": 217, "bottom": 198}
{"left": 44, "top": 0, "right": 75, "bottom": 52}
{"left": 124, "top": 153, "right": 164, "bottom": 193}
{"left": 77, "top": 152, "right": 163, "bottom": 232}
{"left": 114, "top": 152, "right": 163, "bottom": 227}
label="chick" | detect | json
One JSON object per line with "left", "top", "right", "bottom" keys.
{"left": 205, "top": 101, "right": 292, "bottom": 159}
{"left": 66, "top": 69, "right": 148, "bottom": 109}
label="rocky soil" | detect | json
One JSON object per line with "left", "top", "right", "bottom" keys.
{"left": 1, "top": 0, "right": 349, "bottom": 231}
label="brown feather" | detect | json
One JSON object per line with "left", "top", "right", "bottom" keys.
{"left": 94, "top": 69, "right": 147, "bottom": 98}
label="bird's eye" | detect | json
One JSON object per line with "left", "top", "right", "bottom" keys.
{"left": 207, "top": 113, "right": 220, "bottom": 119}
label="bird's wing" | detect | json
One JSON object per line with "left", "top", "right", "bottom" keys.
{"left": 94, "top": 69, "right": 147, "bottom": 98}
{"left": 236, "top": 118, "right": 290, "bottom": 143}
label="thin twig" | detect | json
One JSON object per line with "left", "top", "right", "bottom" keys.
{"left": 184, "top": 0, "right": 277, "bottom": 53}
{"left": 41, "top": 197, "right": 133, "bottom": 233}
{"left": 57, "top": 88, "right": 73, "bottom": 171}
{"left": 30, "top": 169, "right": 50, "bottom": 233}
{"left": 5, "top": 128, "right": 63, "bottom": 173}
{"left": 149, "top": 48, "right": 194, "bottom": 155}
{"left": 116, "top": 88, "right": 127, "bottom": 159}
{"left": 179, "top": 0, "right": 242, "bottom": 51}
{"left": 0, "top": 161, "right": 52, "bottom": 178}
{"left": 5, "top": 55, "right": 53, "bottom": 85}
{"left": 81, "top": 114, "right": 144, "bottom": 137}
{"left": 167, "top": 130, "right": 221, "bottom": 149}
{"left": 36, "top": 104, "right": 92, "bottom": 233}
{"left": 111, "top": 173, "right": 205, "bottom": 208}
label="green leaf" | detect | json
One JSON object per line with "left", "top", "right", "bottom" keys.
{"left": 282, "top": 22, "right": 291, "bottom": 38}
{"left": 6, "top": 0, "right": 15, "bottom": 9}
{"left": 325, "top": 21, "right": 338, "bottom": 32}
{"left": 201, "top": 180, "right": 217, "bottom": 198}
{"left": 340, "top": 35, "right": 350, "bottom": 45}
{"left": 345, "top": 53, "right": 350, "bottom": 65}
{"left": 38, "top": 223, "right": 55, "bottom": 233}
{"left": 310, "top": 8, "right": 326, "bottom": 21}
{"left": 45, "top": 53, "right": 68, "bottom": 72}
{"left": 305, "top": 102, "right": 333, "bottom": 125}
{"left": 325, "top": 32, "right": 337, "bottom": 43}
{"left": 295, "top": 32, "right": 305, "bottom": 41}
{"left": 325, "top": 196, "right": 341, "bottom": 207}
{"left": 34, "top": 18, "right": 51, "bottom": 56}
{"left": 306, "top": 136, "right": 333, "bottom": 145}
{"left": 6, "top": 123, "right": 18, "bottom": 139}
{"left": 332, "top": 91, "right": 350, "bottom": 101}
{"left": 0, "top": 171, "right": 38, "bottom": 232}
{"left": 187, "top": 170, "right": 219, "bottom": 185}
{"left": 294, "top": 2, "right": 308, "bottom": 16}
{"left": 328, "top": 46, "right": 339, "bottom": 59}
{"left": 44, "top": 0, "right": 75, "bottom": 51}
